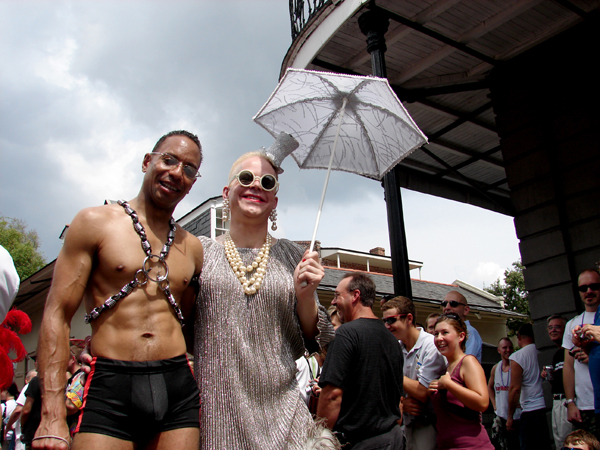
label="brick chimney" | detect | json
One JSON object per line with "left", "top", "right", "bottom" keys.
{"left": 369, "top": 247, "right": 385, "bottom": 256}
{"left": 294, "top": 240, "right": 321, "bottom": 253}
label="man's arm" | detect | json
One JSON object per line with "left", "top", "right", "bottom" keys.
{"left": 316, "top": 384, "right": 343, "bottom": 430}
{"left": 403, "top": 377, "right": 429, "bottom": 403}
{"left": 294, "top": 250, "right": 324, "bottom": 340}
{"left": 507, "top": 360, "right": 523, "bottom": 431}
{"left": 465, "top": 324, "right": 483, "bottom": 362}
{"left": 34, "top": 209, "right": 99, "bottom": 448}
{"left": 20, "top": 396, "right": 35, "bottom": 428}
{"left": 181, "top": 284, "right": 197, "bottom": 355}
{"left": 180, "top": 234, "right": 203, "bottom": 355}
{"left": 5, "top": 404, "right": 22, "bottom": 437}
{"left": 488, "top": 363, "right": 497, "bottom": 411}
{"left": 563, "top": 349, "right": 581, "bottom": 423}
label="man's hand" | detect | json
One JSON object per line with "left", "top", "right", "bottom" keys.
{"left": 506, "top": 417, "right": 514, "bottom": 431}
{"left": 567, "top": 402, "right": 582, "bottom": 423}
{"left": 570, "top": 346, "right": 589, "bottom": 364}
{"left": 402, "top": 397, "right": 424, "bottom": 416}
{"left": 32, "top": 425, "right": 71, "bottom": 450}
{"left": 581, "top": 324, "right": 600, "bottom": 344}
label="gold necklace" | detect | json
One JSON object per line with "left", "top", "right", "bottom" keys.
{"left": 224, "top": 232, "right": 271, "bottom": 295}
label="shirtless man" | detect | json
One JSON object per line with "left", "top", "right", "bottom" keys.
{"left": 33, "top": 130, "right": 204, "bottom": 450}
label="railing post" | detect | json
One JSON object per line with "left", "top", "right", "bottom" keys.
{"left": 359, "top": 8, "right": 413, "bottom": 299}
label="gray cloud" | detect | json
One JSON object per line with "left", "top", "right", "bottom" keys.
{"left": 0, "top": 0, "right": 519, "bottom": 288}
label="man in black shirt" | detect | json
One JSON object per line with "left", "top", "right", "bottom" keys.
{"left": 20, "top": 376, "right": 42, "bottom": 450}
{"left": 543, "top": 314, "right": 572, "bottom": 449}
{"left": 318, "top": 273, "right": 404, "bottom": 449}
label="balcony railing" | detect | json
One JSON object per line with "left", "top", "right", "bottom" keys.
{"left": 289, "top": 0, "right": 330, "bottom": 40}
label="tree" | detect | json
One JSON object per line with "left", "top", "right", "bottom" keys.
{"left": 485, "top": 260, "right": 531, "bottom": 336}
{"left": 0, "top": 216, "right": 46, "bottom": 280}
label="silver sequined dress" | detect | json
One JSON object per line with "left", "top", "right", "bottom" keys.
{"left": 195, "top": 236, "right": 335, "bottom": 449}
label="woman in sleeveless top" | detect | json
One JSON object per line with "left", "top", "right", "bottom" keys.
{"left": 428, "top": 313, "right": 494, "bottom": 450}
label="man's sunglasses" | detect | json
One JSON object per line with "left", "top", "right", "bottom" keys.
{"left": 382, "top": 314, "right": 408, "bottom": 325}
{"left": 578, "top": 283, "right": 600, "bottom": 292}
{"left": 232, "top": 169, "right": 279, "bottom": 192}
{"left": 441, "top": 300, "right": 466, "bottom": 308}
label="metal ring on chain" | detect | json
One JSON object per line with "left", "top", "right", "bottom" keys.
{"left": 143, "top": 255, "right": 169, "bottom": 283}
{"left": 158, "top": 278, "right": 169, "bottom": 291}
{"left": 134, "top": 269, "right": 148, "bottom": 286}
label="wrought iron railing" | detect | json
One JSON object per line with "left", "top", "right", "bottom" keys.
{"left": 289, "top": 0, "right": 331, "bottom": 40}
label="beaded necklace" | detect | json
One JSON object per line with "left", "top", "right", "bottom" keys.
{"left": 84, "top": 200, "right": 185, "bottom": 326}
{"left": 224, "top": 232, "right": 271, "bottom": 295}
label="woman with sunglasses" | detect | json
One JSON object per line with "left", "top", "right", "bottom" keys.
{"left": 428, "top": 313, "right": 493, "bottom": 450}
{"left": 193, "top": 134, "right": 336, "bottom": 450}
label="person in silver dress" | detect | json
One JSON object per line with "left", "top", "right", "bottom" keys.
{"left": 194, "top": 135, "right": 337, "bottom": 449}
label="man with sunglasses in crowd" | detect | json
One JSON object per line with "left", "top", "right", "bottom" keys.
{"left": 33, "top": 131, "right": 204, "bottom": 450}
{"left": 441, "top": 291, "right": 482, "bottom": 362}
{"left": 566, "top": 269, "right": 600, "bottom": 441}
{"left": 318, "top": 273, "right": 404, "bottom": 449}
{"left": 382, "top": 297, "right": 446, "bottom": 450}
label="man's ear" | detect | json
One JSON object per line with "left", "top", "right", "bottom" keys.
{"left": 351, "top": 289, "right": 361, "bottom": 305}
{"left": 142, "top": 153, "right": 152, "bottom": 173}
{"left": 464, "top": 304, "right": 470, "bottom": 316}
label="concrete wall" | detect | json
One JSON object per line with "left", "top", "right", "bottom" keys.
{"left": 490, "top": 15, "right": 600, "bottom": 361}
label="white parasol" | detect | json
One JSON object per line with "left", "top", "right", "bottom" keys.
{"left": 254, "top": 68, "right": 427, "bottom": 251}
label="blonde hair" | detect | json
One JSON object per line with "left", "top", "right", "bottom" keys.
{"left": 227, "top": 152, "right": 279, "bottom": 185}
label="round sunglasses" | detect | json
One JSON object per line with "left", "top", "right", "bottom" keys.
{"left": 232, "top": 169, "right": 279, "bottom": 192}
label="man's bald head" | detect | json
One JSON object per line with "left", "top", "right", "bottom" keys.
{"left": 442, "top": 290, "right": 470, "bottom": 320}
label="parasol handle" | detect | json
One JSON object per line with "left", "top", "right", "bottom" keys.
{"left": 309, "top": 96, "right": 348, "bottom": 252}
{"left": 301, "top": 98, "right": 348, "bottom": 286}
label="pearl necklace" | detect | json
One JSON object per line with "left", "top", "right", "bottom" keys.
{"left": 225, "top": 232, "right": 271, "bottom": 295}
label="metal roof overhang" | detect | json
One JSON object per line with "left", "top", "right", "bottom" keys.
{"left": 283, "top": 0, "right": 599, "bottom": 216}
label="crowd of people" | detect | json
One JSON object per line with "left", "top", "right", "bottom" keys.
{"left": 2, "top": 130, "right": 600, "bottom": 450}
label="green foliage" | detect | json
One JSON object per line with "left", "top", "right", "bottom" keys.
{"left": 485, "top": 260, "right": 531, "bottom": 336}
{"left": 0, "top": 216, "right": 46, "bottom": 280}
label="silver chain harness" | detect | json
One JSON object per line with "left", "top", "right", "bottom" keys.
{"left": 84, "top": 200, "right": 185, "bottom": 326}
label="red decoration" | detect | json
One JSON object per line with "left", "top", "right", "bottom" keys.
{"left": 0, "top": 308, "right": 32, "bottom": 389}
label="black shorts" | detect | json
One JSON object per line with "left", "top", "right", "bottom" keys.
{"left": 74, "top": 355, "right": 200, "bottom": 442}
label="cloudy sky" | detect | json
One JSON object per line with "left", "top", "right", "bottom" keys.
{"left": 0, "top": 0, "right": 520, "bottom": 289}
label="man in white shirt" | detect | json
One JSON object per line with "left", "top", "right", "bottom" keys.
{"left": 508, "top": 323, "right": 551, "bottom": 449}
{"left": 5, "top": 370, "right": 36, "bottom": 450}
{"left": 488, "top": 337, "right": 521, "bottom": 449}
{"left": 441, "top": 291, "right": 482, "bottom": 362}
{"left": 562, "top": 269, "right": 600, "bottom": 436}
{"left": 382, "top": 296, "right": 446, "bottom": 450}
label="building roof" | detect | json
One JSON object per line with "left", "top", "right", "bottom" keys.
{"left": 320, "top": 266, "right": 526, "bottom": 318}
